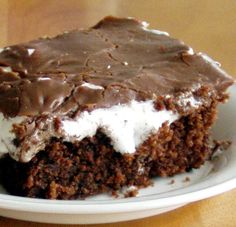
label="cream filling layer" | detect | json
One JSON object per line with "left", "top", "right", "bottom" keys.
{"left": 0, "top": 114, "right": 25, "bottom": 157}
{"left": 0, "top": 100, "right": 179, "bottom": 162}
{"left": 61, "top": 100, "right": 179, "bottom": 154}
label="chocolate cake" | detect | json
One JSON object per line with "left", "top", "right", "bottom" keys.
{"left": 0, "top": 16, "right": 234, "bottom": 199}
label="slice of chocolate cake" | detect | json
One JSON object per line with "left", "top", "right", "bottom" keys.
{"left": 0, "top": 16, "right": 234, "bottom": 199}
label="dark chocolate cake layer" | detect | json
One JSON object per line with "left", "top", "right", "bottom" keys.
{"left": 0, "top": 95, "right": 219, "bottom": 199}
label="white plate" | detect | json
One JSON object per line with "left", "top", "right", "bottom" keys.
{"left": 0, "top": 85, "right": 235, "bottom": 224}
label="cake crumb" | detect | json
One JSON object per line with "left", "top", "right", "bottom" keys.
{"left": 211, "top": 167, "right": 216, "bottom": 172}
{"left": 183, "top": 177, "right": 190, "bottom": 182}
{"left": 112, "top": 190, "right": 119, "bottom": 198}
{"left": 124, "top": 188, "right": 138, "bottom": 198}
{"left": 212, "top": 140, "right": 232, "bottom": 154}
{"left": 168, "top": 179, "right": 175, "bottom": 185}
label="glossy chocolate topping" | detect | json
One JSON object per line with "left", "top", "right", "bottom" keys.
{"left": 0, "top": 16, "right": 233, "bottom": 117}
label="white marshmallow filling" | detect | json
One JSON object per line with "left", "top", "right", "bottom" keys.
{"left": 0, "top": 92, "right": 204, "bottom": 162}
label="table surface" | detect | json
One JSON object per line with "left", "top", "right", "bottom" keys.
{"left": 0, "top": 0, "right": 235, "bottom": 226}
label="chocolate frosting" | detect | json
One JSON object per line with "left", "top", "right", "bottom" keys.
{"left": 0, "top": 16, "right": 233, "bottom": 117}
